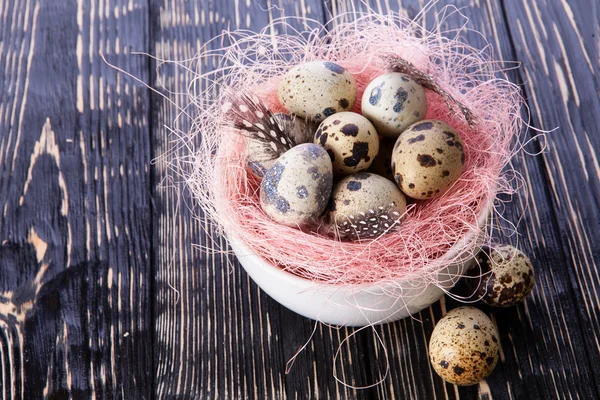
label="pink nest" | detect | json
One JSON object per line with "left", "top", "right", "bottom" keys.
{"left": 183, "top": 10, "right": 523, "bottom": 286}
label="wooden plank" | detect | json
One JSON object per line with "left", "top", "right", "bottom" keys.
{"left": 0, "top": 0, "right": 153, "bottom": 398}
{"left": 150, "top": 1, "right": 383, "bottom": 398}
{"left": 327, "top": 0, "right": 600, "bottom": 399}
{"left": 501, "top": 0, "right": 600, "bottom": 398}
{"left": 151, "top": 0, "right": 600, "bottom": 399}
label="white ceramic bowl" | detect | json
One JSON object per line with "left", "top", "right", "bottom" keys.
{"left": 230, "top": 203, "right": 491, "bottom": 327}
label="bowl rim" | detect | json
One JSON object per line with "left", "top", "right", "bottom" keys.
{"left": 230, "top": 194, "right": 494, "bottom": 290}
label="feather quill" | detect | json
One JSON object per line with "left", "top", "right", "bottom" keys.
{"left": 225, "top": 93, "right": 318, "bottom": 177}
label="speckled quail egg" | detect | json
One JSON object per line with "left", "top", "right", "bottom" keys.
{"left": 260, "top": 143, "right": 333, "bottom": 227}
{"left": 429, "top": 307, "right": 500, "bottom": 386}
{"left": 278, "top": 61, "right": 356, "bottom": 122}
{"left": 391, "top": 120, "right": 465, "bottom": 200}
{"left": 361, "top": 72, "right": 428, "bottom": 138}
{"left": 466, "top": 245, "right": 535, "bottom": 307}
{"left": 367, "top": 138, "right": 396, "bottom": 181}
{"left": 329, "top": 172, "right": 407, "bottom": 240}
{"left": 314, "top": 112, "right": 379, "bottom": 176}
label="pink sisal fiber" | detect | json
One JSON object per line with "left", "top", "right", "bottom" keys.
{"left": 177, "top": 9, "right": 525, "bottom": 287}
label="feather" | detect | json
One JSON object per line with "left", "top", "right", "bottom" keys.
{"left": 274, "top": 113, "right": 320, "bottom": 146}
{"left": 334, "top": 205, "right": 403, "bottom": 241}
{"left": 226, "top": 93, "right": 294, "bottom": 155}
{"left": 224, "top": 93, "right": 319, "bottom": 177}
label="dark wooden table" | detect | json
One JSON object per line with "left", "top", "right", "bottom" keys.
{"left": 1, "top": 0, "right": 599, "bottom": 398}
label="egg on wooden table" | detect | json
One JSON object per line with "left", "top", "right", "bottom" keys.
{"left": 466, "top": 245, "right": 535, "bottom": 307}
{"left": 361, "top": 72, "right": 428, "bottom": 138}
{"left": 329, "top": 172, "right": 407, "bottom": 240}
{"left": 314, "top": 112, "right": 379, "bottom": 176}
{"left": 429, "top": 307, "right": 500, "bottom": 386}
{"left": 277, "top": 61, "right": 356, "bottom": 122}
{"left": 260, "top": 143, "right": 333, "bottom": 227}
{"left": 391, "top": 120, "right": 465, "bottom": 200}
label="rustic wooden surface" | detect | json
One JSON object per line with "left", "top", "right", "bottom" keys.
{"left": 0, "top": 0, "right": 598, "bottom": 398}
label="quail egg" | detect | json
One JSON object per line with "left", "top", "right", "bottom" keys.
{"left": 314, "top": 112, "right": 379, "bottom": 176}
{"left": 361, "top": 72, "right": 428, "bottom": 138}
{"left": 260, "top": 143, "right": 333, "bottom": 227}
{"left": 466, "top": 245, "right": 535, "bottom": 307}
{"left": 429, "top": 307, "right": 500, "bottom": 386}
{"left": 277, "top": 61, "right": 356, "bottom": 122}
{"left": 329, "top": 172, "right": 406, "bottom": 240}
{"left": 391, "top": 120, "right": 465, "bottom": 199}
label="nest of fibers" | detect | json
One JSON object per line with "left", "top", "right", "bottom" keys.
{"left": 181, "top": 9, "right": 523, "bottom": 289}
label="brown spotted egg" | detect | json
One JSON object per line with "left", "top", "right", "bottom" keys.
{"left": 361, "top": 72, "right": 428, "bottom": 138}
{"left": 315, "top": 112, "right": 379, "bottom": 176}
{"left": 367, "top": 138, "right": 396, "bottom": 182}
{"left": 329, "top": 172, "right": 406, "bottom": 240}
{"left": 429, "top": 307, "right": 500, "bottom": 386}
{"left": 277, "top": 61, "right": 356, "bottom": 122}
{"left": 391, "top": 120, "right": 465, "bottom": 200}
{"left": 466, "top": 245, "right": 535, "bottom": 307}
{"left": 260, "top": 143, "right": 333, "bottom": 227}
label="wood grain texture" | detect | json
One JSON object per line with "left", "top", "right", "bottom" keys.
{"left": 0, "top": 0, "right": 153, "bottom": 398}
{"left": 150, "top": 1, "right": 374, "bottom": 398}
{"left": 151, "top": 0, "right": 600, "bottom": 399}
{"left": 329, "top": 1, "right": 600, "bottom": 399}
{"left": 0, "top": 0, "right": 599, "bottom": 398}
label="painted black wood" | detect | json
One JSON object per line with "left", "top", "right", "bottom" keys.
{"left": 0, "top": 0, "right": 153, "bottom": 398}
{"left": 324, "top": 1, "right": 600, "bottom": 399}
{"left": 149, "top": 1, "right": 372, "bottom": 398}
{"left": 0, "top": 0, "right": 599, "bottom": 399}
